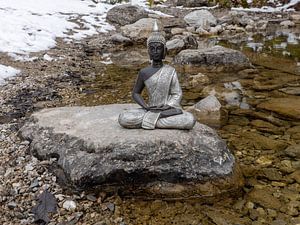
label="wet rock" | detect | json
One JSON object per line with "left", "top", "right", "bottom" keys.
{"left": 257, "top": 97, "right": 300, "bottom": 120}
{"left": 110, "top": 50, "right": 148, "bottom": 67}
{"left": 183, "top": 35, "right": 198, "bottom": 50}
{"left": 20, "top": 104, "right": 243, "bottom": 199}
{"left": 256, "top": 20, "right": 268, "bottom": 30}
{"left": 280, "top": 160, "right": 295, "bottom": 174}
{"left": 253, "top": 71, "right": 299, "bottom": 91}
{"left": 279, "top": 87, "right": 300, "bottom": 95}
{"left": 271, "top": 220, "right": 287, "bottom": 225}
{"left": 230, "top": 131, "right": 287, "bottom": 151}
{"left": 110, "top": 34, "right": 133, "bottom": 45}
{"left": 245, "top": 24, "right": 254, "bottom": 32}
{"left": 174, "top": 46, "right": 252, "bottom": 73}
{"left": 259, "top": 168, "right": 283, "bottom": 181}
{"left": 289, "top": 170, "right": 300, "bottom": 184}
{"left": 171, "top": 28, "right": 185, "bottom": 35}
{"left": 106, "top": 4, "right": 148, "bottom": 26}
{"left": 250, "top": 120, "right": 284, "bottom": 135}
{"left": 287, "top": 126, "right": 300, "bottom": 139}
{"left": 247, "top": 187, "right": 282, "bottom": 210}
{"left": 190, "top": 95, "right": 221, "bottom": 113}
{"left": 166, "top": 38, "right": 185, "bottom": 55}
{"left": 183, "top": 73, "right": 210, "bottom": 100}
{"left": 196, "top": 27, "right": 209, "bottom": 36}
{"left": 224, "top": 24, "right": 246, "bottom": 33}
{"left": 176, "top": 0, "right": 212, "bottom": 7}
{"left": 187, "top": 95, "right": 223, "bottom": 128}
{"left": 161, "top": 17, "right": 187, "bottom": 30}
{"left": 209, "top": 25, "right": 223, "bottom": 34}
{"left": 204, "top": 208, "right": 251, "bottom": 224}
{"left": 283, "top": 144, "right": 300, "bottom": 159}
{"left": 121, "top": 18, "right": 163, "bottom": 42}
{"left": 290, "top": 14, "right": 300, "bottom": 22}
{"left": 183, "top": 10, "right": 217, "bottom": 29}
{"left": 267, "top": 208, "right": 277, "bottom": 218}
{"left": 280, "top": 20, "right": 295, "bottom": 28}
{"left": 286, "top": 201, "right": 299, "bottom": 216}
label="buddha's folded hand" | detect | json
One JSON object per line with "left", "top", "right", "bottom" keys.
{"left": 160, "top": 108, "right": 183, "bottom": 118}
{"left": 148, "top": 105, "right": 172, "bottom": 112}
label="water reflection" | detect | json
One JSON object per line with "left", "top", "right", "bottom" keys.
{"left": 219, "top": 26, "right": 300, "bottom": 61}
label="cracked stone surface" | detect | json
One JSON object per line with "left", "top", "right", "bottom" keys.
{"left": 20, "top": 104, "right": 243, "bottom": 198}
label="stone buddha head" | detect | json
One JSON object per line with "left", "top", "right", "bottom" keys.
{"left": 147, "top": 20, "right": 166, "bottom": 61}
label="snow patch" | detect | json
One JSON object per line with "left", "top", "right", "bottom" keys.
{"left": 0, "top": 64, "right": 21, "bottom": 85}
{"left": 0, "top": 0, "right": 125, "bottom": 60}
{"left": 233, "top": 0, "right": 300, "bottom": 12}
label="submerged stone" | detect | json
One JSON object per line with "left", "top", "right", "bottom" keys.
{"left": 257, "top": 97, "right": 300, "bottom": 120}
{"left": 20, "top": 104, "right": 243, "bottom": 199}
{"left": 186, "top": 95, "right": 225, "bottom": 128}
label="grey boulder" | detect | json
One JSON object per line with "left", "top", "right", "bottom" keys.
{"left": 106, "top": 4, "right": 148, "bottom": 26}
{"left": 184, "top": 10, "right": 217, "bottom": 29}
{"left": 20, "top": 104, "right": 243, "bottom": 199}
{"left": 121, "top": 18, "right": 164, "bottom": 42}
{"left": 174, "top": 45, "right": 252, "bottom": 72}
{"left": 177, "top": 0, "right": 212, "bottom": 7}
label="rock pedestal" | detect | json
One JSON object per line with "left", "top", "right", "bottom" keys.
{"left": 20, "top": 104, "right": 243, "bottom": 199}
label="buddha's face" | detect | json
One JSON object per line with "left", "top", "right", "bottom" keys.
{"left": 148, "top": 42, "right": 165, "bottom": 61}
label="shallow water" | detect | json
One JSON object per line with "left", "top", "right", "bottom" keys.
{"left": 78, "top": 26, "right": 300, "bottom": 224}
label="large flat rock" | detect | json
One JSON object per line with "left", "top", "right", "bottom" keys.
{"left": 20, "top": 104, "right": 243, "bottom": 199}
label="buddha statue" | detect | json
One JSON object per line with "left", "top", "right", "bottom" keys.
{"left": 118, "top": 21, "right": 196, "bottom": 130}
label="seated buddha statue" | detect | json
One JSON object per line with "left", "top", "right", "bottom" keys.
{"left": 118, "top": 21, "right": 196, "bottom": 130}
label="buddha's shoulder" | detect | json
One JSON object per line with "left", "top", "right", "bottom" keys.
{"left": 139, "top": 66, "right": 153, "bottom": 75}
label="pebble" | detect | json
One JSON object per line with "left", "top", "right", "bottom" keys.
{"left": 29, "top": 179, "right": 39, "bottom": 189}
{"left": 105, "top": 202, "right": 115, "bottom": 212}
{"left": 245, "top": 201, "right": 254, "bottom": 209}
{"left": 62, "top": 200, "right": 77, "bottom": 211}
{"left": 86, "top": 194, "right": 97, "bottom": 202}
{"left": 280, "top": 20, "right": 295, "bottom": 28}
{"left": 7, "top": 201, "right": 17, "bottom": 209}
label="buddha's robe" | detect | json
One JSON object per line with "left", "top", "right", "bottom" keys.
{"left": 118, "top": 65, "right": 195, "bottom": 130}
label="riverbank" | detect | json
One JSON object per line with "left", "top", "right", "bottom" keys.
{"left": 1, "top": 3, "right": 300, "bottom": 224}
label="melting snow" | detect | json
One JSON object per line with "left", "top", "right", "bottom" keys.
{"left": 0, "top": 64, "right": 20, "bottom": 85}
{"left": 0, "top": 0, "right": 149, "bottom": 61}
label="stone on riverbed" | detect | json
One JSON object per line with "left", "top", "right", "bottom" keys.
{"left": 174, "top": 46, "right": 252, "bottom": 73}
{"left": 257, "top": 97, "right": 300, "bottom": 120}
{"left": 20, "top": 104, "right": 243, "bottom": 199}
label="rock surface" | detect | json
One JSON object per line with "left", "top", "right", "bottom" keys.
{"left": 174, "top": 45, "right": 252, "bottom": 72}
{"left": 121, "top": 18, "right": 164, "bottom": 42}
{"left": 257, "top": 97, "right": 300, "bottom": 120}
{"left": 20, "top": 104, "right": 243, "bottom": 199}
{"left": 184, "top": 10, "right": 217, "bottom": 29}
{"left": 176, "top": 0, "right": 212, "bottom": 7}
{"left": 187, "top": 95, "right": 224, "bottom": 128}
{"left": 106, "top": 4, "right": 148, "bottom": 26}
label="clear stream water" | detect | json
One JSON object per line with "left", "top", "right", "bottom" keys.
{"left": 78, "top": 26, "right": 300, "bottom": 224}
